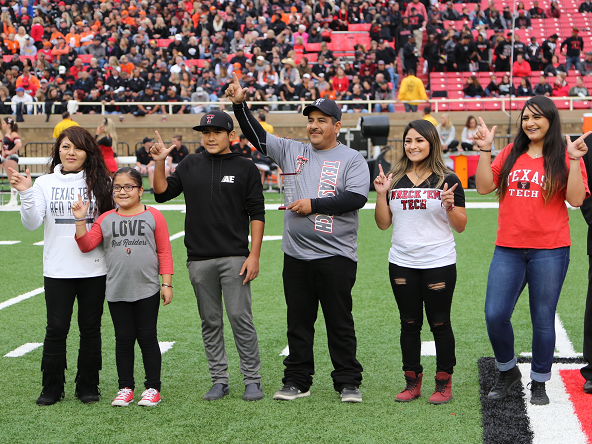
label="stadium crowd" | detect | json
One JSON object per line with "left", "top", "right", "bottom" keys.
{"left": 0, "top": 0, "right": 591, "bottom": 117}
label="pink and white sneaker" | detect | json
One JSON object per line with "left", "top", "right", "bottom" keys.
{"left": 112, "top": 388, "right": 134, "bottom": 406}
{"left": 138, "top": 388, "right": 161, "bottom": 406}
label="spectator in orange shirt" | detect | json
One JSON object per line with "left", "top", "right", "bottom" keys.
{"left": 65, "top": 26, "right": 82, "bottom": 51}
{"left": 119, "top": 55, "right": 135, "bottom": 75}
{"left": 49, "top": 24, "right": 64, "bottom": 45}
{"left": 51, "top": 36, "right": 69, "bottom": 64}
{"left": 1, "top": 13, "right": 16, "bottom": 37}
{"left": 79, "top": 25, "right": 96, "bottom": 48}
{"left": 16, "top": 69, "right": 40, "bottom": 96}
{"left": 512, "top": 53, "right": 532, "bottom": 77}
{"left": 5, "top": 33, "right": 20, "bottom": 55}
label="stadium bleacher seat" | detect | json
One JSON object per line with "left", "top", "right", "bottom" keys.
{"left": 78, "top": 54, "right": 92, "bottom": 64}
{"left": 156, "top": 39, "right": 173, "bottom": 48}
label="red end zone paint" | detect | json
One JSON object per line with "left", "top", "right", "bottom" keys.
{"left": 560, "top": 369, "right": 592, "bottom": 443}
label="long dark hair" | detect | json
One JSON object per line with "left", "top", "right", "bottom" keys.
{"left": 3, "top": 116, "right": 18, "bottom": 132}
{"left": 389, "top": 120, "right": 451, "bottom": 189}
{"left": 497, "top": 95, "right": 567, "bottom": 202}
{"left": 50, "top": 126, "right": 114, "bottom": 215}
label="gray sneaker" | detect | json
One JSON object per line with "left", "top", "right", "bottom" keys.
{"left": 203, "top": 383, "right": 229, "bottom": 401}
{"left": 273, "top": 384, "right": 310, "bottom": 400}
{"left": 340, "top": 386, "right": 362, "bottom": 403}
{"left": 243, "top": 383, "right": 264, "bottom": 401}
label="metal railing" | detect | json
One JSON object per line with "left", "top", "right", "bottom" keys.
{"left": 22, "top": 141, "right": 130, "bottom": 175}
{"left": 133, "top": 141, "right": 202, "bottom": 154}
{"left": 7, "top": 96, "right": 592, "bottom": 115}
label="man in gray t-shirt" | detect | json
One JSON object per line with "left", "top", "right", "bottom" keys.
{"left": 227, "top": 75, "right": 370, "bottom": 403}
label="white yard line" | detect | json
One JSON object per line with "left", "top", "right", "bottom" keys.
{"left": 159, "top": 341, "right": 175, "bottom": 354}
{"left": 169, "top": 231, "right": 185, "bottom": 241}
{"left": 421, "top": 341, "right": 437, "bottom": 356}
{"left": 0, "top": 287, "right": 44, "bottom": 311}
{"left": 0, "top": 241, "right": 20, "bottom": 245}
{"left": 279, "top": 345, "right": 290, "bottom": 356}
{"left": 33, "top": 241, "right": 44, "bottom": 246}
{"left": 519, "top": 363, "right": 588, "bottom": 444}
{"left": 4, "top": 342, "right": 43, "bottom": 357}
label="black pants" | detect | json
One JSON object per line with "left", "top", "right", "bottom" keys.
{"left": 581, "top": 256, "right": 592, "bottom": 381}
{"left": 282, "top": 254, "right": 363, "bottom": 392}
{"left": 389, "top": 263, "right": 457, "bottom": 374}
{"left": 108, "top": 292, "right": 161, "bottom": 391}
{"left": 43, "top": 276, "right": 106, "bottom": 365}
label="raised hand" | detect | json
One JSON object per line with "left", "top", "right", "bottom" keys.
{"left": 8, "top": 167, "right": 32, "bottom": 191}
{"left": 473, "top": 117, "right": 497, "bottom": 150}
{"left": 72, "top": 194, "right": 90, "bottom": 220}
{"left": 441, "top": 182, "right": 457, "bottom": 210}
{"left": 151, "top": 130, "right": 175, "bottom": 161}
{"left": 566, "top": 132, "right": 592, "bottom": 159}
{"left": 225, "top": 72, "right": 248, "bottom": 105}
{"left": 374, "top": 164, "right": 393, "bottom": 195}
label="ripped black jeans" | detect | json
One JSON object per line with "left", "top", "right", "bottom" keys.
{"left": 389, "top": 263, "right": 457, "bottom": 374}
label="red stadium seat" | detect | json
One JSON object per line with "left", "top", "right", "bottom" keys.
{"left": 467, "top": 101, "right": 484, "bottom": 111}
{"left": 305, "top": 43, "right": 321, "bottom": 52}
{"left": 554, "top": 100, "right": 571, "bottom": 109}
{"left": 305, "top": 53, "right": 318, "bottom": 62}
{"left": 573, "top": 100, "right": 591, "bottom": 109}
{"left": 436, "top": 101, "right": 449, "bottom": 111}
{"left": 348, "top": 24, "right": 371, "bottom": 31}
{"left": 157, "top": 39, "right": 173, "bottom": 48}
{"left": 78, "top": 54, "right": 92, "bottom": 64}
{"left": 184, "top": 59, "right": 200, "bottom": 68}
{"left": 448, "top": 102, "right": 466, "bottom": 111}
{"left": 484, "top": 101, "right": 502, "bottom": 111}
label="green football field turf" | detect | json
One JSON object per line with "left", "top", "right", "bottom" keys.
{"left": 0, "top": 191, "right": 588, "bottom": 444}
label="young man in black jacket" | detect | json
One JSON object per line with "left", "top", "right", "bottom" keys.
{"left": 151, "top": 112, "right": 265, "bottom": 403}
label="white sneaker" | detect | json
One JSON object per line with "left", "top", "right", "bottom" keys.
{"left": 138, "top": 388, "right": 161, "bottom": 406}
{"left": 112, "top": 388, "right": 134, "bottom": 406}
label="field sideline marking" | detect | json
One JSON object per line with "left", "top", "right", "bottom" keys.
{"left": 0, "top": 287, "right": 44, "bottom": 311}
{"left": 4, "top": 343, "right": 42, "bottom": 357}
{"left": 159, "top": 341, "right": 175, "bottom": 354}
{"left": 169, "top": 231, "right": 185, "bottom": 241}
{"left": 519, "top": 363, "right": 588, "bottom": 444}
{"left": 0, "top": 241, "right": 20, "bottom": 245}
{"left": 520, "top": 314, "right": 583, "bottom": 357}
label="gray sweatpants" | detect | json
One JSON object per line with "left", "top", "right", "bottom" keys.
{"left": 187, "top": 257, "right": 262, "bottom": 385}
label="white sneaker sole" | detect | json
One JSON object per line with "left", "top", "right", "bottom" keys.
{"left": 138, "top": 398, "right": 161, "bottom": 406}
{"left": 273, "top": 390, "right": 310, "bottom": 401}
{"left": 112, "top": 399, "right": 134, "bottom": 406}
{"left": 341, "top": 395, "right": 363, "bottom": 403}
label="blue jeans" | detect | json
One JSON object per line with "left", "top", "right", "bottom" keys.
{"left": 374, "top": 103, "right": 395, "bottom": 112}
{"left": 566, "top": 55, "right": 582, "bottom": 72}
{"left": 387, "top": 67, "right": 399, "bottom": 91}
{"left": 404, "top": 104, "right": 418, "bottom": 112}
{"left": 484, "top": 246, "right": 570, "bottom": 382}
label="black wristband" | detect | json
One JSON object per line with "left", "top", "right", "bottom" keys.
{"left": 479, "top": 149, "right": 492, "bottom": 152}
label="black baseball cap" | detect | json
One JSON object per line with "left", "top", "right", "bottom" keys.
{"left": 192, "top": 111, "right": 234, "bottom": 132}
{"left": 142, "top": 137, "right": 153, "bottom": 143}
{"left": 303, "top": 98, "right": 342, "bottom": 121}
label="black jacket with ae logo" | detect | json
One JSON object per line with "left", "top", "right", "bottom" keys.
{"left": 154, "top": 150, "right": 265, "bottom": 260}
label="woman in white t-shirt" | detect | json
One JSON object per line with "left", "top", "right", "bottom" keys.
{"left": 461, "top": 115, "right": 479, "bottom": 151}
{"left": 374, "top": 120, "right": 467, "bottom": 405}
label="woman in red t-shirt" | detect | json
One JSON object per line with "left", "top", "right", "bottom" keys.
{"left": 475, "top": 96, "right": 590, "bottom": 405}
{"left": 95, "top": 118, "right": 118, "bottom": 175}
